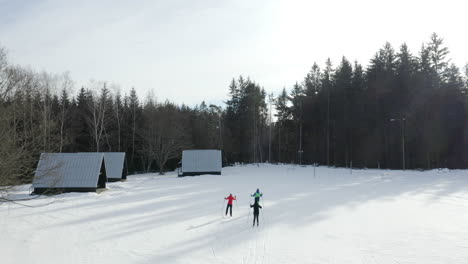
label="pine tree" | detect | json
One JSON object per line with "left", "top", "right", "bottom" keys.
{"left": 463, "top": 63, "right": 468, "bottom": 90}
{"left": 333, "top": 57, "right": 353, "bottom": 166}
{"left": 444, "top": 64, "right": 463, "bottom": 90}
{"left": 289, "top": 82, "right": 304, "bottom": 121}
{"left": 275, "top": 88, "right": 290, "bottom": 122}
{"left": 427, "top": 32, "right": 450, "bottom": 87}
{"left": 321, "top": 58, "right": 333, "bottom": 166}
{"left": 395, "top": 43, "right": 417, "bottom": 113}
{"left": 350, "top": 61, "right": 367, "bottom": 166}
{"left": 113, "top": 90, "right": 123, "bottom": 152}
{"left": 304, "top": 62, "right": 321, "bottom": 96}
{"left": 224, "top": 78, "right": 241, "bottom": 163}
{"left": 274, "top": 88, "right": 289, "bottom": 163}
{"left": 58, "top": 87, "right": 72, "bottom": 152}
{"left": 128, "top": 87, "right": 140, "bottom": 169}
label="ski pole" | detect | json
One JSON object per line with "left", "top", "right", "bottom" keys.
{"left": 261, "top": 198, "right": 265, "bottom": 223}
{"left": 235, "top": 198, "right": 239, "bottom": 210}
{"left": 247, "top": 205, "right": 251, "bottom": 224}
{"left": 261, "top": 208, "right": 265, "bottom": 223}
{"left": 221, "top": 198, "right": 226, "bottom": 217}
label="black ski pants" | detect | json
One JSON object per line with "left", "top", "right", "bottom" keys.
{"left": 253, "top": 213, "right": 259, "bottom": 226}
{"left": 225, "top": 204, "right": 233, "bottom": 216}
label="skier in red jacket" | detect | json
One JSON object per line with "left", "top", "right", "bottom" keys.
{"left": 224, "top": 194, "right": 237, "bottom": 217}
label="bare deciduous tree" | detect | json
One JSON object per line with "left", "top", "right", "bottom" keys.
{"left": 0, "top": 54, "right": 41, "bottom": 197}
{"left": 0, "top": 106, "right": 26, "bottom": 195}
{"left": 142, "top": 100, "right": 191, "bottom": 174}
{"left": 58, "top": 72, "right": 74, "bottom": 152}
{"left": 85, "top": 83, "right": 108, "bottom": 152}
{"left": 36, "top": 72, "right": 60, "bottom": 152}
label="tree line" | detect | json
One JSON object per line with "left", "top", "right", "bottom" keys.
{"left": 1, "top": 33, "right": 468, "bottom": 190}
{"left": 222, "top": 33, "right": 468, "bottom": 170}
{"left": 269, "top": 33, "right": 468, "bottom": 170}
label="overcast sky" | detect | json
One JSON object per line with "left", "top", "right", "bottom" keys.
{"left": 0, "top": 0, "right": 467, "bottom": 105}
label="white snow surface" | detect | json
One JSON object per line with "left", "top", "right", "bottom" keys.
{"left": 2, "top": 164, "right": 468, "bottom": 264}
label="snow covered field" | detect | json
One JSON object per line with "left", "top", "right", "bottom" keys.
{"left": 2, "top": 164, "right": 468, "bottom": 264}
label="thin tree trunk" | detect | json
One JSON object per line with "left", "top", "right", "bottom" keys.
{"left": 59, "top": 106, "right": 65, "bottom": 152}
{"left": 116, "top": 106, "right": 121, "bottom": 152}
{"left": 131, "top": 103, "right": 136, "bottom": 164}
{"left": 327, "top": 89, "right": 330, "bottom": 166}
{"left": 278, "top": 123, "right": 281, "bottom": 163}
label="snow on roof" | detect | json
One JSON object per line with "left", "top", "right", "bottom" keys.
{"left": 32, "top": 153, "right": 104, "bottom": 188}
{"left": 182, "top": 149, "right": 221, "bottom": 173}
{"left": 103, "top": 152, "right": 126, "bottom": 179}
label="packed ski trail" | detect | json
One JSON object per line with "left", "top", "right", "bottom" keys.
{"left": 2, "top": 164, "right": 468, "bottom": 264}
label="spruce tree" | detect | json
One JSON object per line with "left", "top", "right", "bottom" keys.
{"left": 304, "top": 62, "right": 321, "bottom": 96}
{"left": 321, "top": 58, "right": 333, "bottom": 165}
{"left": 333, "top": 57, "right": 353, "bottom": 166}
{"left": 427, "top": 32, "right": 450, "bottom": 87}
{"left": 463, "top": 64, "right": 468, "bottom": 90}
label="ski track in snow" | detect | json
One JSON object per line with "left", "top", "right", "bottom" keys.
{"left": 2, "top": 165, "right": 468, "bottom": 263}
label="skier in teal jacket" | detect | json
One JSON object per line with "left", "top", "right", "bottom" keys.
{"left": 251, "top": 188, "right": 263, "bottom": 203}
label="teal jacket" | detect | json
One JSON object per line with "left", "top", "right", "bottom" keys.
{"left": 251, "top": 192, "right": 262, "bottom": 198}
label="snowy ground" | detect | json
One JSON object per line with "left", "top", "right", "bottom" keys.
{"left": 2, "top": 164, "right": 468, "bottom": 264}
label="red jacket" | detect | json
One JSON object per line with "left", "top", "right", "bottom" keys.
{"left": 225, "top": 195, "right": 236, "bottom": 205}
